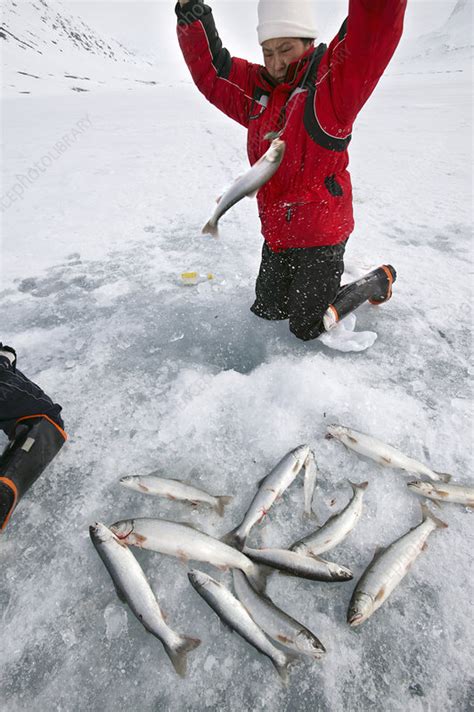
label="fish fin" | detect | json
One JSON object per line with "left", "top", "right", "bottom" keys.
{"left": 246, "top": 188, "right": 259, "bottom": 199}
{"left": 274, "top": 652, "right": 300, "bottom": 685}
{"left": 215, "top": 194, "right": 222, "bottom": 203}
{"left": 247, "top": 564, "right": 273, "bottom": 593}
{"left": 422, "top": 542, "right": 428, "bottom": 551}
{"left": 374, "top": 586, "right": 386, "bottom": 602}
{"left": 421, "top": 503, "right": 448, "bottom": 529}
{"left": 215, "top": 495, "right": 233, "bottom": 517}
{"left": 369, "top": 546, "right": 386, "bottom": 564}
{"left": 349, "top": 480, "right": 369, "bottom": 491}
{"left": 304, "top": 449, "right": 316, "bottom": 465}
{"left": 164, "top": 636, "right": 201, "bottom": 678}
{"left": 134, "top": 482, "right": 150, "bottom": 492}
{"left": 303, "top": 510, "right": 318, "bottom": 521}
{"left": 434, "top": 471, "right": 452, "bottom": 483}
{"left": 305, "top": 552, "right": 325, "bottom": 561}
{"left": 220, "top": 527, "right": 245, "bottom": 551}
{"left": 177, "top": 548, "right": 190, "bottom": 564}
{"left": 257, "top": 475, "right": 268, "bottom": 488}
{"left": 201, "top": 221, "right": 219, "bottom": 237}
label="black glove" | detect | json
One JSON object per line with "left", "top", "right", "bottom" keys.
{"left": 0, "top": 344, "right": 17, "bottom": 370}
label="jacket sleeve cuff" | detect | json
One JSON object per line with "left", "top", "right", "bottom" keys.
{"left": 175, "top": 0, "right": 212, "bottom": 25}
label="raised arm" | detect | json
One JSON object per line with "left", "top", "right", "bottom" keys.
{"left": 175, "top": 0, "right": 261, "bottom": 128}
{"left": 318, "top": 0, "right": 407, "bottom": 129}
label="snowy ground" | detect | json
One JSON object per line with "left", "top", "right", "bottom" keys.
{"left": 1, "top": 35, "right": 473, "bottom": 712}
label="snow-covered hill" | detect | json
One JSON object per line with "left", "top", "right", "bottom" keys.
{"left": 0, "top": 0, "right": 164, "bottom": 96}
{"left": 397, "top": 0, "right": 473, "bottom": 72}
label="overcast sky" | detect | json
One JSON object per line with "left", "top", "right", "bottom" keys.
{"left": 68, "top": 0, "right": 459, "bottom": 61}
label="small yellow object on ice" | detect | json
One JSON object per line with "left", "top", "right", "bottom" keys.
{"left": 180, "top": 272, "right": 214, "bottom": 285}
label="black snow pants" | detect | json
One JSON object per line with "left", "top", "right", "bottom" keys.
{"left": 0, "top": 354, "right": 64, "bottom": 437}
{"left": 250, "top": 241, "right": 346, "bottom": 341}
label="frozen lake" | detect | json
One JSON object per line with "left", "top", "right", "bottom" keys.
{"left": 1, "top": 32, "right": 472, "bottom": 712}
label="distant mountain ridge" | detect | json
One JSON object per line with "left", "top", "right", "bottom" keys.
{"left": 0, "top": 0, "right": 168, "bottom": 96}
{"left": 1, "top": 0, "right": 148, "bottom": 65}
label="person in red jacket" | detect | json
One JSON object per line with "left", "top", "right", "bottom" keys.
{"left": 175, "top": 0, "right": 406, "bottom": 340}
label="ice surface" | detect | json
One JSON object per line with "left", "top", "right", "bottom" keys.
{"left": 0, "top": 3, "right": 473, "bottom": 711}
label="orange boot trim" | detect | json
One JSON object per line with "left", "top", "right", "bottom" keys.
{"left": 0, "top": 477, "right": 18, "bottom": 531}
{"left": 369, "top": 265, "right": 394, "bottom": 305}
{"left": 15, "top": 414, "right": 68, "bottom": 442}
{"left": 327, "top": 304, "right": 339, "bottom": 323}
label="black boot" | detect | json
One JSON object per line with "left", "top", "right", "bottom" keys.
{"left": 323, "top": 265, "right": 396, "bottom": 331}
{"left": 0, "top": 416, "right": 66, "bottom": 531}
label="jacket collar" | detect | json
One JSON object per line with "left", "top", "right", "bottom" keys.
{"left": 258, "top": 45, "right": 316, "bottom": 91}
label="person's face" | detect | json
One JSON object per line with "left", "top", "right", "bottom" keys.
{"left": 262, "top": 38, "right": 309, "bottom": 83}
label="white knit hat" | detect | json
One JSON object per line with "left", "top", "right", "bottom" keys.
{"left": 257, "top": 0, "right": 318, "bottom": 45}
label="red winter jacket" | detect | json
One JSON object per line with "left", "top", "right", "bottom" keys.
{"left": 176, "top": 0, "right": 406, "bottom": 252}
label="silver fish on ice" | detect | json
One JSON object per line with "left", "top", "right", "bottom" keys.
{"left": 89, "top": 522, "right": 200, "bottom": 676}
{"left": 326, "top": 425, "right": 451, "bottom": 482}
{"left": 407, "top": 480, "right": 474, "bottom": 507}
{"left": 303, "top": 450, "right": 318, "bottom": 519}
{"left": 119, "top": 474, "right": 233, "bottom": 516}
{"left": 222, "top": 444, "right": 310, "bottom": 550}
{"left": 243, "top": 546, "right": 353, "bottom": 582}
{"left": 232, "top": 570, "right": 326, "bottom": 659}
{"left": 291, "top": 481, "right": 368, "bottom": 557}
{"left": 109, "top": 518, "right": 266, "bottom": 591}
{"left": 188, "top": 569, "right": 297, "bottom": 683}
{"left": 202, "top": 137, "right": 286, "bottom": 236}
{"left": 347, "top": 505, "right": 448, "bottom": 627}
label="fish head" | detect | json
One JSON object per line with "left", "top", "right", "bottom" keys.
{"left": 295, "top": 630, "right": 326, "bottom": 658}
{"left": 188, "top": 569, "right": 212, "bottom": 590}
{"left": 119, "top": 476, "right": 136, "bottom": 489}
{"left": 266, "top": 138, "right": 286, "bottom": 163}
{"left": 89, "top": 522, "right": 116, "bottom": 544}
{"left": 347, "top": 592, "right": 373, "bottom": 627}
{"left": 407, "top": 481, "right": 434, "bottom": 497}
{"left": 325, "top": 424, "right": 346, "bottom": 441}
{"left": 293, "top": 444, "right": 311, "bottom": 467}
{"left": 328, "top": 562, "right": 353, "bottom": 581}
{"left": 109, "top": 519, "right": 136, "bottom": 543}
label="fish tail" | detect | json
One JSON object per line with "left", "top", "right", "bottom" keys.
{"left": 201, "top": 220, "right": 219, "bottom": 237}
{"left": 274, "top": 652, "right": 300, "bottom": 685}
{"left": 421, "top": 503, "right": 448, "bottom": 529}
{"left": 434, "top": 471, "right": 452, "bottom": 483}
{"left": 349, "top": 480, "right": 369, "bottom": 491}
{"left": 164, "top": 636, "right": 201, "bottom": 678}
{"left": 215, "top": 495, "right": 233, "bottom": 517}
{"left": 220, "top": 526, "right": 245, "bottom": 550}
{"left": 288, "top": 542, "right": 305, "bottom": 554}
